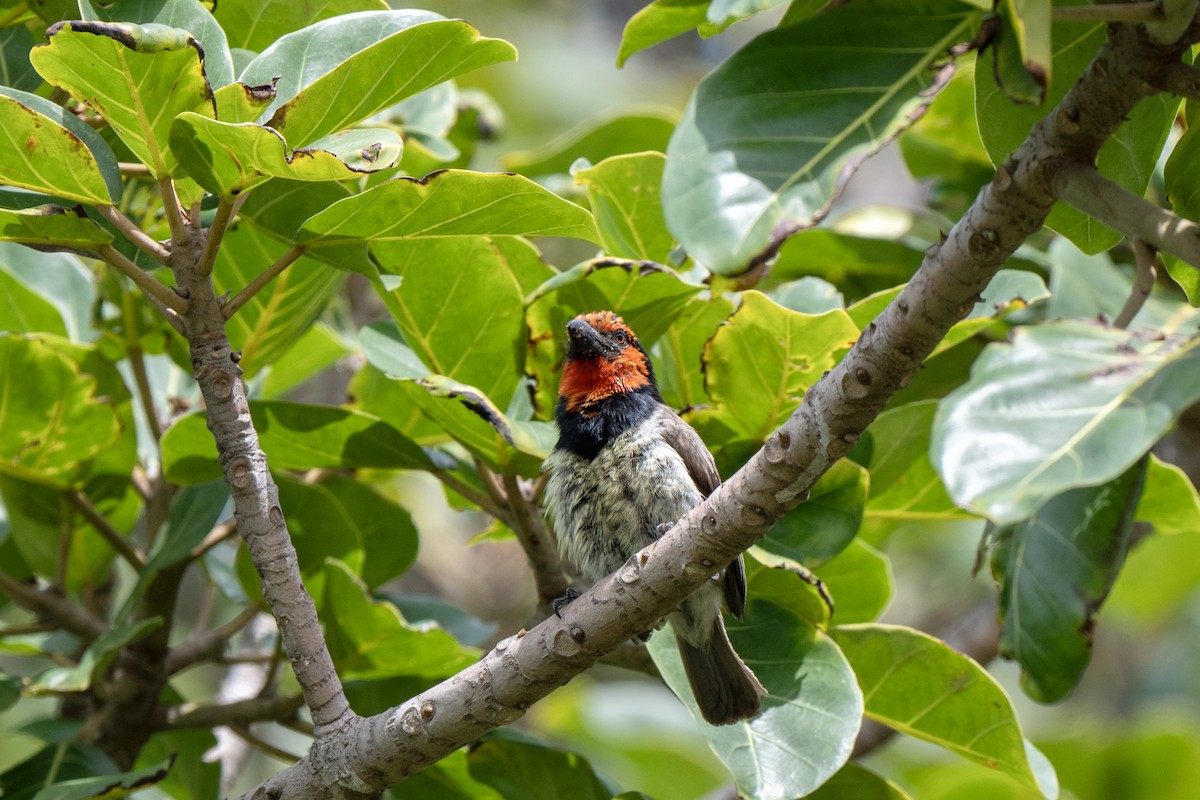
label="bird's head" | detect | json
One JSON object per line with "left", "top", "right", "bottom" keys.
{"left": 558, "top": 311, "right": 658, "bottom": 412}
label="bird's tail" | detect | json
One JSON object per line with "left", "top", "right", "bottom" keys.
{"left": 676, "top": 618, "right": 765, "bottom": 726}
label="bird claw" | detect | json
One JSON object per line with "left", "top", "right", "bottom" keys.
{"left": 553, "top": 587, "right": 582, "bottom": 617}
{"left": 653, "top": 521, "right": 675, "bottom": 539}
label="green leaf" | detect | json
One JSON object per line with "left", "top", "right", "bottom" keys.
{"left": 466, "top": 736, "right": 613, "bottom": 800}
{"left": 160, "top": 401, "right": 431, "bottom": 484}
{"left": 652, "top": 294, "right": 735, "bottom": 410}
{"left": 663, "top": 1, "right": 979, "bottom": 274}
{"left": 1164, "top": 104, "right": 1200, "bottom": 304}
{"left": 371, "top": 236, "right": 540, "bottom": 408}
{"left": 31, "top": 759, "right": 172, "bottom": 800}
{"left": 277, "top": 473, "right": 417, "bottom": 590}
{"left": 932, "top": 320, "right": 1200, "bottom": 524}
{"left": 0, "top": 335, "right": 122, "bottom": 487}
{"left": 0, "top": 206, "right": 112, "bottom": 249}
{"left": 707, "top": 0, "right": 791, "bottom": 25}
{"left": 214, "top": 0, "right": 389, "bottom": 52}
{"left": 321, "top": 559, "right": 477, "bottom": 679}
{"left": 389, "top": 748, "right": 503, "bottom": 800}
{"left": 0, "top": 87, "right": 119, "bottom": 205}
{"left": 691, "top": 291, "right": 859, "bottom": 443}
{"left": 296, "top": 170, "right": 599, "bottom": 247}
{"left": 215, "top": 221, "right": 346, "bottom": 378}
{"left": 213, "top": 81, "right": 277, "bottom": 124}
{"left": 29, "top": 21, "right": 215, "bottom": 177}
{"left": 261, "top": 323, "right": 350, "bottom": 398}
{"left": 573, "top": 152, "right": 675, "bottom": 262}
{"left": 501, "top": 108, "right": 677, "bottom": 175}
{"left": 814, "top": 539, "right": 893, "bottom": 626}
{"left": 0, "top": 268, "right": 66, "bottom": 338}
{"left": 766, "top": 230, "right": 927, "bottom": 302}
{"left": 648, "top": 564, "right": 862, "bottom": 798}
{"left": 1136, "top": 454, "right": 1200, "bottom": 536}
{"left": 833, "top": 623, "right": 1043, "bottom": 792}
{"left": 170, "top": 113, "right": 403, "bottom": 197}
{"left": 0, "top": 244, "right": 95, "bottom": 342}
{"left": 0, "top": 25, "right": 42, "bottom": 93}
{"left": 28, "top": 618, "right": 161, "bottom": 695}
{"left": 992, "top": 0, "right": 1051, "bottom": 105}
{"left": 617, "top": 1, "right": 726, "bottom": 68}
{"left": 770, "top": 276, "right": 844, "bottom": 314}
{"left": 976, "top": 10, "right": 1180, "bottom": 253}
{"left": 95, "top": 0, "right": 235, "bottom": 89}
{"left": 989, "top": 459, "right": 1146, "bottom": 703}
{"left": 807, "top": 763, "right": 913, "bottom": 800}
{"left": 386, "top": 594, "right": 498, "bottom": 648}
{"left": 758, "top": 459, "right": 867, "bottom": 566}
{"left": 240, "top": 14, "right": 516, "bottom": 148}
{"left": 237, "top": 178, "right": 371, "bottom": 275}
{"left": 394, "top": 376, "right": 553, "bottom": 477}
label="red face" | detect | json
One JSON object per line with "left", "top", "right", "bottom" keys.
{"left": 558, "top": 311, "right": 651, "bottom": 412}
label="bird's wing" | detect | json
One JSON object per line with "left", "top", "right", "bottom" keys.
{"left": 657, "top": 406, "right": 747, "bottom": 620}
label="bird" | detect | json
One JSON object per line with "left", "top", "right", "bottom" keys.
{"left": 542, "top": 310, "right": 765, "bottom": 725}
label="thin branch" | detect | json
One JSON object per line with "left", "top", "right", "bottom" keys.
{"left": 1052, "top": 1, "right": 1161, "bottom": 23}
{"left": 189, "top": 518, "right": 238, "bottom": 561}
{"left": 158, "top": 177, "right": 188, "bottom": 248}
{"left": 434, "top": 470, "right": 510, "bottom": 522}
{"left": 228, "top": 723, "right": 304, "bottom": 763}
{"left": 165, "top": 694, "right": 303, "bottom": 730}
{"left": 98, "top": 244, "right": 189, "bottom": 315}
{"left": 1053, "top": 163, "right": 1200, "bottom": 269}
{"left": 66, "top": 489, "right": 146, "bottom": 569}
{"left": 1113, "top": 241, "right": 1159, "bottom": 329}
{"left": 95, "top": 206, "right": 170, "bottom": 265}
{"left": 168, "top": 604, "right": 264, "bottom": 674}
{"left": 222, "top": 245, "right": 305, "bottom": 318}
{"left": 196, "top": 197, "right": 235, "bottom": 278}
{"left": 502, "top": 473, "right": 570, "bottom": 606}
{"left": 54, "top": 496, "right": 71, "bottom": 588}
{"left": 128, "top": 345, "right": 164, "bottom": 442}
{"left": 1153, "top": 60, "right": 1200, "bottom": 100}
{"left": 0, "top": 571, "right": 107, "bottom": 640}
{"left": 118, "top": 162, "right": 152, "bottom": 178}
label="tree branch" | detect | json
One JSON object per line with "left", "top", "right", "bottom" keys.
{"left": 0, "top": 570, "right": 107, "bottom": 641}
{"left": 98, "top": 244, "right": 189, "bottom": 315}
{"left": 65, "top": 488, "right": 146, "bottom": 569}
{"left": 239, "top": 13, "right": 1200, "bottom": 800}
{"left": 502, "top": 473, "right": 570, "bottom": 606}
{"left": 167, "top": 604, "right": 263, "bottom": 675}
{"left": 1152, "top": 60, "right": 1200, "bottom": 99}
{"left": 1114, "top": 240, "right": 1159, "bottom": 328}
{"left": 222, "top": 245, "right": 304, "bottom": 318}
{"left": 95, "top": 205, "right": 170, "bottom": 265}
{"left": 1054, "top": 163, "right": 1200, "bottom": 268}
{"left": 158, "top": 177, "right": 188, "bottom": 248}
{"left": 164, "top": 694, "right": 303, "bottom": 730}
{"left": 195, "top": 196, "right": 241, "bottom": 278}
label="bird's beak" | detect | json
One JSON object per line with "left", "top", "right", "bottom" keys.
{"left": 566, "top": 318, "right": 618, "bottom": 360}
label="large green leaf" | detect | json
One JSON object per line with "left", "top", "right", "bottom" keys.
{"left": 652, "top": 293, "right": 735, "bottom": 411}
{"left": 371, "top": 237, "right": 541, "bottom": 408}
{"left": 0, "top": 268, "right": 68, "bottom": 337}
{"left": 29, "top": 760, "right": 172, "bottom": 800}
{"left": 1165, "top": 102, "right": 1200, "bottom": 305}
{"left": 0, "top": 87, "right": 119, "bottom": 205}
{"left": 648, "top": 563, "right": 861, "bottom": 799}
{"left": 808, "top": 763, "right": 913, "bottom": 800}
{"left": 296, "top": 170, "right": 599, "bottom": 247}
{"left": 0, "top": 207, "right": 112, "bottom": 249}
{"left": 662, "top": 0, "right": 979, "bottom": 274}
{"left": 0, "top": 335, "right": 122, "bottom": 488}
{"left": 690, "top": 291, "right": 859, "bottom": 444}
{"left": 237, "top": 178, "right": 371, "bottom": 274}
{"left": 765, "top": 230, "right": 928, "bottom": 302}
{"left": 28, "top": 618, "right": 161, "bottom": 694}
{"left": 0, "top": 25, "right": 41, "bottom": 93}
{"left": 214, "top": 0, "right": 388, "bottom": 52}
{"left": 95, "top": 0, "right": 235, "bottom": 89}
{"left": 215, "top": 221, "right": 345, "bottom": 378}
{"left": 170, "top": 114, "right": 403, "bottom": 198}
{"left": 466, "top": 735, "right": 613, "bottom": 800}
{"left": 989, "top": 460, "right": 1145, "bottom": 703}
{"left": 932, "top": 320, "right": 1200, "bottom": 524}
{"left": 160, "top": 401, "right": 430, "bottom": 484}
{"left": 29, "top": 21, "right": 215, "bottom": 177}
{"left": 321, "top": 559, "right": 477, "bottom": 680}
{"left": 813, "top": 539, "right": 893, "bottom": 626}
{"left": 833, "top": 624, "right": 1045, "bottom": 793}
{"left": 975, "top": 7, "right": 1180, "bottom": 253}
{"left": 0, "top": 243, "right": 95, "bottom": 342}
{"left": 617, "top": 1, "right": 728, "bottom": 68}
{"left": 239, "top": 13, "right": 515, "bottom": 148}
{"left": 757, "top": 459, "right": 867, "bottom": 567}
{"left": 573, "top": 152, "right": 675, "bottom": 263}
{"left": 501, "top": 108, "right": 677, "bottom": 175}
{"left": 1135, "top": 454, "right": 1200, "bottom": 537}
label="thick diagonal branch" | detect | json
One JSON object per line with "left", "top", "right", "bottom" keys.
{"left": 243, "top": 18, "right": 1200, "bottom": 800}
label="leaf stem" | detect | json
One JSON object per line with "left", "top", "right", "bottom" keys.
{"left": 158, "top": 177, "right": 189, "bottom": 247}
{"left": 223, "top": 245, "right": 305, "bottom": 318}
{"left": 0, "top": 569, "right": 108, "bottom": 640}
{"left": 96, "top": 205, "right": 170, "bottom": 265}
{"left": 98, "top": 244, "right": 189, "bottom": 315}
{"left": 1113, "top": 241, "right": 1159, "bottom": 329}
{"left": 196, "top": 195, "right": 240, "bottom": 277}
{"left": 434, "top": 470, "right": 510, "bottom": 522}
{"left": 67, "top": 488, "right": 147, "bottom": 568}
{"left": 118, "top": 162, "right": 152, "bottom": 178}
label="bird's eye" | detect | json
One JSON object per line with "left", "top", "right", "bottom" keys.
{"left": 612, "top": 330, "right": 627, "bottom": 345}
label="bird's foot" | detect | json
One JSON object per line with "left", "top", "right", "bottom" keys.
{"left": 552, "top": 587, "right": 582, "bottom": 617}
{"left": 653, "top": 521, "right": 675, "bottom": 539}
